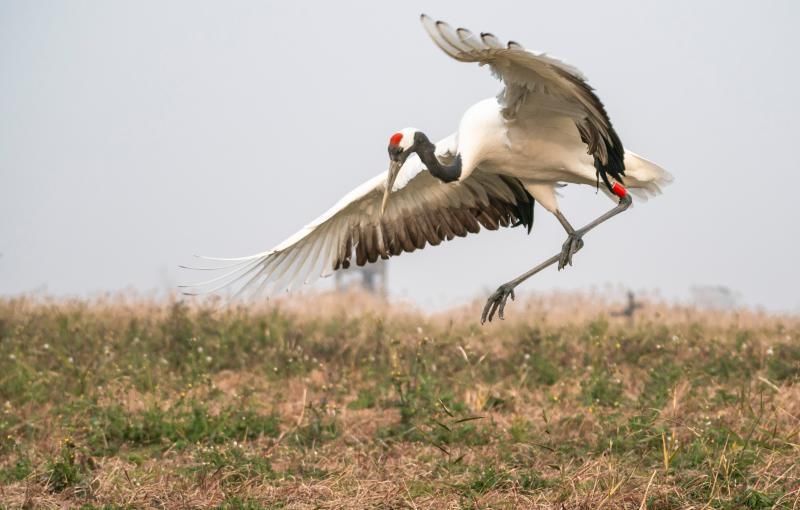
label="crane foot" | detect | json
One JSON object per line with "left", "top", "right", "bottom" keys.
{"left": 558, "top": 233, "right": 584, "bottom": 270}
{"left": 481, "top": 284, "right": 515, "bottom": 324}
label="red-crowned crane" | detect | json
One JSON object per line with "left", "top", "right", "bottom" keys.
{"left": 183, "top": 15, "right": 672, "bottom": 323}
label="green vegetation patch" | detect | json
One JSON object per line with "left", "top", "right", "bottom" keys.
{"left": 0, "top": 297, "right": 798, "bottom": 508}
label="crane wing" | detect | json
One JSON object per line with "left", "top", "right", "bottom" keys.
{"left": 420, "top": 14, "right": 625, "bottom": 190}
{"left": 182, "top": 135, "right": 535, "bottom": 296}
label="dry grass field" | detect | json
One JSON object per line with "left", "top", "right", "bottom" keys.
{"left": 1, "top": 292, "right": 799, "bottom": 509}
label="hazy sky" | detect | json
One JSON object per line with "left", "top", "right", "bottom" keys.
{"left": 2, "top": 0, "right": 799, "bottom": 311}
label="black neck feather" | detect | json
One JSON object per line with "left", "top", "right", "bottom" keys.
{"left": 413, "top": 132, "right": 461, "bottom": 183}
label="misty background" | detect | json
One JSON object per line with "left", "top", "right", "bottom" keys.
{"left": 1, "top": 1, "right": 798, "bottom": 312}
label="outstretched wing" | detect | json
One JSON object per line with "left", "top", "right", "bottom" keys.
{"left": 420, "top": 14, "right": 625, "bottom": 191}
{"left": 182, "top": 135, "right": 534, "bottom": 296}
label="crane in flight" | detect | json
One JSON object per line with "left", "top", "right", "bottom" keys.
{"left": 183, "top": 15, "right": 671, "bottom": 323}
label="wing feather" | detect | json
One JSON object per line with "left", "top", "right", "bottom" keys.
{"left": 319, "top": 220, "right": 344, "bottom": 277}
{"left": 456, "top": 28, "right": 484, "bottom": 51}
{"left": 420, "top": 14, "right": 626, "bottom": 190}
{"left": 182, "top": 135, "right": 535, "bottom": 296}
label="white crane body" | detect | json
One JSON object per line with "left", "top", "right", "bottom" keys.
{"left": 456, "top": 97, "right": 667, "bottom": 212}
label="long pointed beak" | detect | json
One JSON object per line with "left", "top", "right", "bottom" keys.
{"left": 381, "top": 161, "right": 402, "bottom": 216}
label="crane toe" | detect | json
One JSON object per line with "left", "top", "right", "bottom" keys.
{"left": 558, "top": 233, "right": 584, "bottom": 270}
{"left": 481, "top": 284, "right": 515, "bottom": 324}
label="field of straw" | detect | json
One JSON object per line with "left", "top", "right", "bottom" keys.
{"left": 1, "top": 292, "right": 799, "bottom": 509}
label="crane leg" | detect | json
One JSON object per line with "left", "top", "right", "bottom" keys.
{"left": 481, "top": 253, "right": 561, "bottom": 324}
{"left": 556, "top": 192, "right": 633, "bottom": 270}
{"left": 481, "top": 193, "right": 632, "bottom": 324}
{"left": 554, "top": 211, "right": 584, "bottom": 270}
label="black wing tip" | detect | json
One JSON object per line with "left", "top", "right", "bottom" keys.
{"left": 499, "top": 176, "right": 535, "bottom": 235}
{"left": 523, "top": 199, "right": 535, "bottom": 234}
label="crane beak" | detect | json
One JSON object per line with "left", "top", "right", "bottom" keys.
{"left": 381, "top": 160, "right": 402, "bottom": 216}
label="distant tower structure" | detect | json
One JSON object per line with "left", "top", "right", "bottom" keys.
{"left": 611, "top": 291, "right": 643, "bottom": 321}
{"left": 335, "top": 260, "right": 388, "bottom": 297}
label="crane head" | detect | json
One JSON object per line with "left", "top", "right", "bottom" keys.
{"left": 382, "top": 128, "right": 419, "bottom": 215}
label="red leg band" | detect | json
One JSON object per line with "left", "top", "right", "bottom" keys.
{"left": 611, "top": 182, "right": 627, "bottom": 199}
